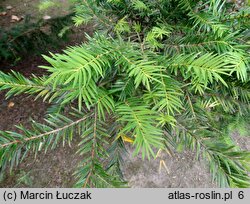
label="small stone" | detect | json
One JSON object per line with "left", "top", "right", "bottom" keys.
{"left": 0, "top": 11, "right": 7, "bottom": 16}
{"left": 8, "top": 102, "right": 15, "bottom": 108}
{"left": 11, "top": 15, "right": 22, "bottom": 22}
{"left": 6, "top": 5, "right": 13, "bottom": 10}
{"left": 43, "top": 15, "right": 51, "bottom": 20}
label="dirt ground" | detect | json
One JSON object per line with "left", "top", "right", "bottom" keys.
{"left": 0, "top": 0, "right": 249, "bottom": 188}
{"left": 0, "top": 0, "right": 72, "bottom": 29}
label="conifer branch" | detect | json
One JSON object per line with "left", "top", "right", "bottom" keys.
{"left": 0, "top": 115, "right": 90, "bottom": 149}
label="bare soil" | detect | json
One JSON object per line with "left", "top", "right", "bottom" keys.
{"left": 0, "top": 0, "right": 72, "bottom": 29}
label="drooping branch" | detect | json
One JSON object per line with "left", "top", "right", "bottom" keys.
{"left": 0, "top": 114, "right": 91, "bottom": 149}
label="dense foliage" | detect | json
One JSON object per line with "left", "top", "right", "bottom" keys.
{"left": 0, "top": 14, "right": 73, "bottom": 61}
{"left": 0, "top": 0, "right": 250, "bottom": 187}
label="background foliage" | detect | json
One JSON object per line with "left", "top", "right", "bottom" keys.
{"left": 0, "top": 13, "right": 73, "bottom": 61}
